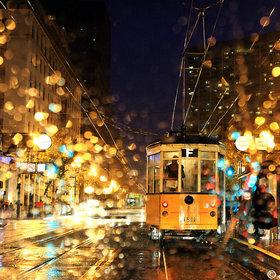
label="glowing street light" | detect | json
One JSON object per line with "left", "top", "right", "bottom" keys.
{"left": 33, "top": 134, "right": 52, "bottom": 150}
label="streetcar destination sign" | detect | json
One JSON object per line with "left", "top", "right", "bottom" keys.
{"left": 182, "top": 148, "right": 198, "bottom": 157}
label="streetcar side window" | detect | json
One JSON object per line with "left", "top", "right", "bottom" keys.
{"left": 147, "top": 153, "right": 160, "bottom": 193}
{"left": 148, "top": 167, "right": 154, "bottom": 193}
{"left": 201, "top": 160, "right": 216, "bottom": 192}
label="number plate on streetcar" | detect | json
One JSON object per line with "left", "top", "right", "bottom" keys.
{"left": 184, "top": 217, "right": 196, "bottom": 223}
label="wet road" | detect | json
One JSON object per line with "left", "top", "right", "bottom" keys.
{"left": 0, "top": 216, "right": 255, "bottom": 280}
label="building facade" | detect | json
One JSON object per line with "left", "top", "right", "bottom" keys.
{"left": 0, "top": 2, "right": 84, "bottom": 216}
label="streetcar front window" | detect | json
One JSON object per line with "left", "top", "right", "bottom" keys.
{"left": 182, "top": 158, "right": 198, "bottom": 192}
{"left": 163, "top": 159, "right": 178, "bottom": 192}
{"left": 201, "top": 160, "right": 216, "bottom": 192}
{"left": 163, "top": 152, "right": 180, "bottom": 192}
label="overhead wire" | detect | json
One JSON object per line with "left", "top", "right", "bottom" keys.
{"left": 208, "top": 95, "right": 239, "bottom": 137}
{"left": 249, "top": 7, "right": 275, "bottom": 51}
{"left": 199, "top": 88, "right": 229, "bottom": 134}
{"left": 104, "top": 117, "right": 159, "bottom": 136}
{"left": 171, "top": 0, "right": 197, "bottom": 130}
{"left": 183, "top": 0, "right": 224, "bottom": 126}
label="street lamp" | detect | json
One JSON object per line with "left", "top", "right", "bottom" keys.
{"left": 33, "top": 134, "right": 52, "bottom": 150}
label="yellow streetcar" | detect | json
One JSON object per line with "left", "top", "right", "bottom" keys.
{"left": 146, "top": 131, "right": 227, "bottom": 242}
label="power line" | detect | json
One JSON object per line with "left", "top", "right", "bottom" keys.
{"left": 200, "top": 88, "right": 228, "bottom": 134}
{"left": 183, "top": 0, "right": 224, "bottom": 126}
{"left": 171, "top": 2, "right": 200, "bottom": 130}
{"left": 208, "top": 95, "right": 238, "bottom": 137}
{"left": 249, "top": 7, "right": 275, "bottom": 51}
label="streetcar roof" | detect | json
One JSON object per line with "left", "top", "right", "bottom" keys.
{"left": 147, "top": 132, "right": 222, "bottom": 149}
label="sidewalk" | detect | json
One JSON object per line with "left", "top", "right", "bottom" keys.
{"left": 229, "top": 237, "right": 280, "bottom": 277}
{"left": 234, "top": 238, "right": 280, "bottom": 261}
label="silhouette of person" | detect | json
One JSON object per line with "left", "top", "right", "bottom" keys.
{"left": 165, "top": 156, "right": 185, "bottom": 179}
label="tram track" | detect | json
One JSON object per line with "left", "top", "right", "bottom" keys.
{"left": 79, "top": 248, "right": 121, "bottom": 279}
{"left": 0, "top": 228, "right": 85, "bottom": 255}
{"left": 18, "top": 238, "right": 121, "bottom": 279}
{"left": 157, "top": 238, "right": 259, "bottom": 280}
{"left": 19, "top": 237, "right": 94, "bottom": 278}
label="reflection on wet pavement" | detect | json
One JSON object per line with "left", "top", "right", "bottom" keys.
{"left": 0, "top": 219, "right": 247, "bottom": 279}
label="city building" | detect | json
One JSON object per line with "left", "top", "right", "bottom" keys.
{"left": 182, "top": 32, "right": 280, "bottom": 137}
{"left": 0, "top": 1, "right": 84, "bottom": 216}
{"left": 37, "top": 0, "right": 111, "bottom": 132}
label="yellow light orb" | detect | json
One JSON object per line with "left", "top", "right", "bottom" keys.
{"left": 66, "top": 120, "right": 72, "bottom": 128}
{"left": 28, "top": 87, "right": 39, "bottom": 97}
{"left": 260, "top": 16, "right": 270, "bottom": 27}
{"left": 12, "top": 133, "right": 23, "bottom": 145}
{"left": 83, "top": 153, "right": 92, "bottom": 161}
{"left": 128, "top": 143, "right": 136, "bottom": 151}
{"left": 94, "top": 144, "right": 103, "bottom": 153}
{"left": 97, "top": 119, "right": 104, "bottom": 127}
{"left": 0, "top": 34, "right": 7, "bottom": 44}
{"left": 268, "top": 164, "right": 276, "bottom": 172}
{"left": 89, "top": 111, "right": 98, "bottom": 119}
{"left": 243, "top": 130, "right": 252, "bottom": 137}
{"left": 4, "top": 101, "right": 13, "bottom": 111}
{"left": 270, "top": 122, "right": 279, "bottom": 131}
{"left": 0, "top": 56, "right": 4, "bottom": 65}
{"left": 84, "top": 131, "right": 92, "bottom": 139}
{"left": 109, "top": 147, "right": 117, "bottom": 156}
{"left": 248, "top": 238, "right": 255, "bottom": 245}
{"left": 5, "top": 171, "right": 12, "bottom": 179}
{"left": 90, "top": 136, "right": 99, "bottom": 144}
{"left": 272, "top": 66, "right": 280, "bottom": 77}
{"left": 263, "top": 100, "right": 271, "bottom": 109}
{"left": 254, "top": 116, "right": 266, "bottom": 126}
{"left": 26, "top": 99, "right": 34, "bottom": 109}
{"left": 133, "top": 154, "right": 140, "bottom": 162}
{"left": 45, "top": 125, "right": 58, "bottom": 136}
{"left": 56, "top": 87, "right": 66, "bottom": 96}
{"left": 5, "top": 19, "right": 16, "bottom": 30}
{"left": 89, "top": 165, "right": 98, "bottom": 177}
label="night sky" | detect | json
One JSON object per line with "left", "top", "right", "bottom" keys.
{"left": 41, "top": 0, "right": 280, "bottom": 135}
{"left": 106, "top": 0, "right": 280, "bottom": 134}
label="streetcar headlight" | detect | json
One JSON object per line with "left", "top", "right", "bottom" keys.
{"left": 184, "top": 195, "right": 194, "bottom": 205}
{"left": 162, "top": 201, "right": 168, "bottom": 208}
{"left": 210, "top": 211, "right": 216, "bottom": 217}
{"left": 162, "top": 211, "right": 168, "bottom": 216}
